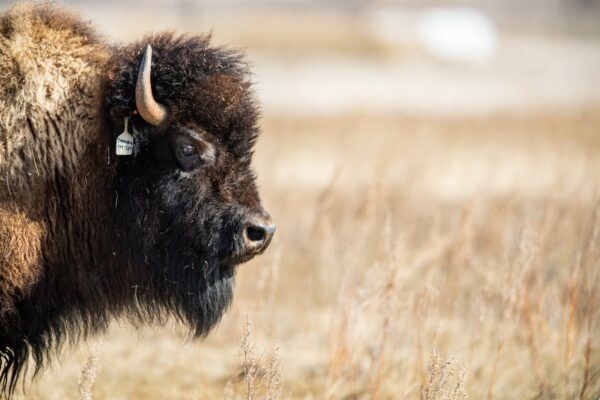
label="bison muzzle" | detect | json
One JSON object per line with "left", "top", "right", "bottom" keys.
{"left": 0, "top": 3, "right": 275, "bottom": 395}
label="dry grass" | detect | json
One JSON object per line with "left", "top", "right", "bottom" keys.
{"left": 422, "top": 350, "right": 467, "bottom": 400}
{"left": 77, "top": 343, "right": 100, "bottom": 400}
{"left": 14, "top": 108, "right": 600, "bottom": 399}
{"left": 232, "top": 316, "right": 282, "bottom": 400}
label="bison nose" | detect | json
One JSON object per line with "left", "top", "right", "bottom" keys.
{"left": 242, "top": 214, "right": 276, "bottom": 255}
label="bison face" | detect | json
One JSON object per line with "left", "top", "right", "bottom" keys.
{"left": 148, "top": 123, "right": 274, "bottom": 268}
{"left": 107, "top": 40, "right": 274, "bottom": 335}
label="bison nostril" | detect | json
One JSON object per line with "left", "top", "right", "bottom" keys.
{"left": 246, "top": 225, "right": 266, "bottom": 243}
{"left": 239, "top": 214, "right": 275, "bottom": 259}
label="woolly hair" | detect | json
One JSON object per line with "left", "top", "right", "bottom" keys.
{"left": 0, "top": 3, "right": 264, "bottom": 397}
{"left": 0, "top": 0, "right": 109, "bottom": 317}
{"left": 105, "top": 32, "right": 260, "bottom": 159}
{"left": 0, "top": 4, "right": 112, "bottom": 394}
{"left": 0, "top": 3, "right": 109, "bottom": 169}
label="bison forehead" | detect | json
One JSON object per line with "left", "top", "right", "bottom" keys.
{"left": 178, "top": 72, "right": 258, "bottom": 142}
{"left": 106, "top": 33, "right": 259, "bottom": 156}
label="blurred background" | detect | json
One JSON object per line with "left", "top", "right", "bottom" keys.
{"left": 5, "top": 0, "right": 600, "bottom": 399}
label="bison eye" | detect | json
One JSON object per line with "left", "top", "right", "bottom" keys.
{"left": 171, "top": 129, "right": 215, "bottom": 172}
{"left": 180, "top": 144, "right": 197, "bottom": 157}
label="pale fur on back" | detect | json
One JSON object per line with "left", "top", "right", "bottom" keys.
{"left": 0, "top": 3, "right": 110, "bottom": 180}
{"left": 0, "top": 3, "right": 111, "bottom": 315}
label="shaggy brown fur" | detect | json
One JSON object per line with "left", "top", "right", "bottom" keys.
{"left": 0, "top": 3, "right": 270, "bottom": 397}
{"left": 0, "top": 209, "right": 43, "bottom": 315}
{"left": 0, "top": 3, "right": 112, "bottom": 315}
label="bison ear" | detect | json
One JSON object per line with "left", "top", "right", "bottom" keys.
{"left": 135, "top": 44, "right": 168, "bottom": 126}
{"left": 108, "top": 107, "right": 130, "bottom": 130}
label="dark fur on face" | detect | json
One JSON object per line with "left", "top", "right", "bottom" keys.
{"left": 0, "top": 5, "right": 269, "bottom": 397}
{"left": 105, "top": 33, "right": 264, "bottom": 333}
{"left": 107, "top": 32, "right": 259, "bottom": 159}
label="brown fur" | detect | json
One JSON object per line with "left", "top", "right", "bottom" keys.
{"left": 0, "top": 3, "right": 268, "bottom": 396}
{"left": 0, "top": 3, "right": 112, "bottom": 312}
{"left": 0, "top": 209, "right": 43, "bottom": 315}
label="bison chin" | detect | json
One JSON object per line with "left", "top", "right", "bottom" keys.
{"left": 166, "top": 260, "right": 236, "bottom": 338}
{"left": 128, "top": 248, "right": 237, "bottom": 338}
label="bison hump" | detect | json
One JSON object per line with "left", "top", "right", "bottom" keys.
{"left": 0, "top": 3, "right": 110, "bottom": 174}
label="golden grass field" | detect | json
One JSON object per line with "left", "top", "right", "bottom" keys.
{"left": 5, "top": 2, "right": 600, "bottom": 399}
{"left": 14, "top": 108, "right": 600, "bottom": 399}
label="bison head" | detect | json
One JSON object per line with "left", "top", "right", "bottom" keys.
{"left": 0, "top": 6, "right": 278, "bottom": 394}
{"left": 104, "top": 35, "right": 275, "bottom": 336}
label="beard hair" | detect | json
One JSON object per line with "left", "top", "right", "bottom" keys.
{"left": 128, "top": 254, "right": 236, "bottom": 338}
{"left": 175, "top": 262, "right": 236, "bottom": 337}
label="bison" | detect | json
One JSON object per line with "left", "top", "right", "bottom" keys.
{"left": 0, "top": 3, "right": 275, "bottom": 395}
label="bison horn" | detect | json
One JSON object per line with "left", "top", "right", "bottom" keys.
{"left": 135, "top": 44, "right": 168, "bottom": 126}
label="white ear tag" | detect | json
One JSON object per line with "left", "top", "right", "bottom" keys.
{"left": 116, "top": 117, "right": 134, "bottom": 156}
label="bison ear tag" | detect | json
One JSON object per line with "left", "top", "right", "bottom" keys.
{"left": 116, "top": 117, "right": 134, "bottom": 156}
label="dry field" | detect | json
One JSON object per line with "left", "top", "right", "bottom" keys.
{"left": 14, "top": 108, "right": 600, "bottom": 399}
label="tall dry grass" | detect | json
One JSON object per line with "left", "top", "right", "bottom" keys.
{"left": 77, "top": 343, "right": 100, "bottom": 400}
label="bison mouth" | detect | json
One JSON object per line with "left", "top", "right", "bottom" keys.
{"left": 221, "top": 235, "right": 272, "bottom": 266}
{"left": 213, "top": 241, "right": 266, "bottom": 269}
{"left": 223, "top": 252, "right": 258, "bottom": 266}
